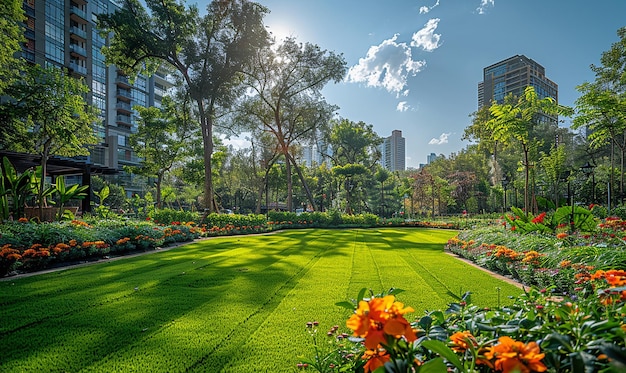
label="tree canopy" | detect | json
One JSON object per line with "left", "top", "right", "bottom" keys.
{"left": 98, "top": 0, "right": 270, "bottom": 212}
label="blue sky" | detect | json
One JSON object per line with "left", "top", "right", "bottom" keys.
{"left": 194, "top": 0, "right": 626, "bottom": 168}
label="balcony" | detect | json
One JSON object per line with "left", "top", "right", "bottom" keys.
{"left": 24, "top": 28, "right": 35, "bottom": 40}
{"left": 70, "top": 6, "right": 87, "bottom": 23}
{"left": 70, "top": 26, "right": 87, "bottom": 41}
{"left": 115, "top": 75, "right": 131, "bottom": 87}
{"left": 116, "top": 102, "right": 132, "bottom": 113}
{"left": 116, "top": 114, "right": 132, "bottom": 125}
{"left": 69, "top": 44, "right": 87, "bottom": 58}
{"left": 21, "top": 50, "right": 35, "bottom": 63}
{"left": 116, "top": 89, "right": 132, "bottom": 100}
{"left": 69, "top": 61, "right": 87, "bottom": 76}
{"left": 24, "top": 5, "right": 35, "bottom": 18}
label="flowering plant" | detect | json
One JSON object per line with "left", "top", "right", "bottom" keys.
{"left": 302, "top": 286, "right": 626, "bottom": 372}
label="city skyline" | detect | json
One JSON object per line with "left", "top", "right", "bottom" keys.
{"left": 195, "top": 0, "right": 626, "bottom": 167}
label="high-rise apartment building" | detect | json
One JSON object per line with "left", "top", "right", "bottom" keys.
{"left": 380, "top": 130, "right": 405, "bottom": 172}
{"left": 478, "top": 55, "right": 558, "bottom": 108}
{"left": 20, "top": 0, "right": 173, "bottom": 195}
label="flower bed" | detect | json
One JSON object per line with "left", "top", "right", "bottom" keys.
{"left": 0, "top": 219, "right": 201, "bottom": 276}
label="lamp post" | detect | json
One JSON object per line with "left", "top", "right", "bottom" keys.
{"left": 501, "top": 175, "right": 509, "bottom": 212}
{"left": 580, "top": 162, "right": 595, "bottom": 204}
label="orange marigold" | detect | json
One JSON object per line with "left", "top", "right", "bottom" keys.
{"left": 346, "top": 295, "right": 416, "bottom": 350}
{"left": 556, "top": 232, "right": 568, "bottom": 239}
{"left": 450, "top": 331, "right": 477, "bottom": 353}
{"left": 361, "top": 349, "right": 390, "bottom": 373}
{"left": 484, "top": 336, "right": 547, "bottom": 373}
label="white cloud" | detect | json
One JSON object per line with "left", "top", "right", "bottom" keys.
{"left": 419, "top": 0, "right": 440, "bottom": 14}
{"left": 410, "top": 18, "right": 441, "bottom": 52}
{"left": 476, "top": 0, "right": 495, "bottom": 14}
{"left": 346, "top": 34, "right": 426, "bottom": 95}
{"left": 219, "top": 133, "right": 251, "bottom": 149}
{"left": 396, "top": 101, "right": 410, "bottom": 112}
{"left": 428, "top": 132, "right": 451, "bottom": 145}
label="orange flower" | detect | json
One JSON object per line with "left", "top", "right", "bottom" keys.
{"left": 346, "top": 295, "right": 416, "bottom": 349}
{"left": 450, "top": 331, "right": 477, "bottom": 352}
{"left": 556, "top": 232, "right": 568, "bottom": 239}
{"left": 484, "top": 336, "right": 547, "bottom": 373}
{"left": 362, "top": 349, "right": 390, "bottom": 373}
{"left": 18, "top": 217, "right": 29, "bottom": 223}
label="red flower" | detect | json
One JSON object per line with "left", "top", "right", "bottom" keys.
{"left": 531, "top": 212, "right": 546, "bottom": 224}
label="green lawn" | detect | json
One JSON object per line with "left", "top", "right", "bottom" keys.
{"left": 0, "top": 228, "right": 522, "bottom": 372}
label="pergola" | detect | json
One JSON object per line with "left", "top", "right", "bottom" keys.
{"left": 0, "top": 150, "right": 118, "bottom": 213}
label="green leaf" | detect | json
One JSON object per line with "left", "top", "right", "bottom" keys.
{"left": 417, "top": 357, "right": 448, "bottom": 373}
{"left": 335, "top": 301, "right": 355, "bottom": 310}
{"left": 421, "top": 340, "right": 463, "bottom": 371}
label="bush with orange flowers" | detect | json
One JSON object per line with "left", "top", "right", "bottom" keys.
{"left": 302, "top": 286, "right": 626, "bottom": 372}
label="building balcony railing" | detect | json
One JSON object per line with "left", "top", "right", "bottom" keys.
{"left": 70, "top": 6, "right": 88, "bottom": 23}
{"left": 24, "top": 5, "right": 35, "bottom": 18}
{"left": 70, "top": 26, "right": 87, "bottom": 40}
{"left": 116, "top": 89, "right": 132, "bottom": 100}
{"left": 69, "top": 61, "right": 87, "bottom": 76}
{"left": 69, "top": 43, "right": 87, "bottom": 58}
{"left": 21, "top": 50, "right": 35, "bottom": 63}
{"left": 116, "top": 102, "right": 133, "bottom": 112}
{"left": 115, "top": 75, "right": 131, "bottom": 87}
{"left": 24, "top": 28, "right": 35, "bottom": 40}
{"left": 116, "top": 115, "right": 132, "bottom": 124}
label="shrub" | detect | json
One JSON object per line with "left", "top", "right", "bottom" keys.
{"left": 151, "top": 208, "right": 200, "bottom": 225}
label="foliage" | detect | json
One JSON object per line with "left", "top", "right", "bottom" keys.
{"left": 486, "top": 86, "right": 573, "bottom": 215}
{"left": 0, "top": 219, "right": 201, "bottom": 276}
{"left": 128, "top": 95, "right": 196, "bottom": 209}
{"left": 98, "top": 0, "right": 270, "bottom": 212}
{"left": 505, "top": 205, "right": 597, "bottom": 234}
{"left": 306, "top": 284, "right": 626, "bottom": 373}
{"left": 0, "top": 228, "right": 521, "bottom": 372}
{"left": 0, "top": 0, "right": 24, "bottom": 96}
{"left": 240, "top": 36, "right": 346, "bottom": 211}
{"left": 0, "top": 156, "right": 33, "bottom": 220}
{"left": 0, "top": 64, "right": 98, "bottom": 211}
{"left": 150, "top": 208, "right": 200, "bottom": 225}
{"left": 52, "top": 177, "right": 89, "bottom": 221}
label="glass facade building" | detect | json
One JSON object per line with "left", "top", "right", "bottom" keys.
{"left": 478, "top": 55, "right": 558, "bottom": 108}
{"left": 21, "top": 0, "right": 174, "bottom": 195}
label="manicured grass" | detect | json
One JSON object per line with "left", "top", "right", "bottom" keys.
{"left": 0, "top": 228, "right": 522, "bottom": 372}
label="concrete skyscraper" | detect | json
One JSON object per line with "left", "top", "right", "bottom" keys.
{"left": 381, "top": 130, "right": 405, "bottom": 172}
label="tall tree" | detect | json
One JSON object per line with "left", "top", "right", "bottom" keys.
{"left": 0, "top": 0, "right": 23, "bottom": 95}
{"left": 0, "top": 65, "right": 98, "bottom": 213}
{"left": 487, "top": 86, "right": 572, "bottom": 215}
{"left": 129, "top": 95, "right": 195, "bottom": 209}
{"left": 325, "top": 118, "right": 382, "bottom": 213}
{"left": 573, "top": 27, "right": 626, "bottom": 204}
{"left": 0, "top": 0, "right": 25, "bottom": 147}
{"left": 98, "top": 0, "right": 270, "bottom": 212}
{"left": 240, "top": 37, "right": 346, "bottom": 211}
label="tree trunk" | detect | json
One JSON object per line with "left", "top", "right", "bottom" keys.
{"left": 156, "top": 173, "right": 163, "bottom": 209}
{"left": 285, "top": 152, "right": 317, "bottom": 211}
{"left": 198, "top": 103, "right": 216, "bottom": 213}
{"left": 523, "top": 145, "right": 530, "bottom": 216}
{"left": 285, "top": 156, "right": 293, "bottom": 212}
